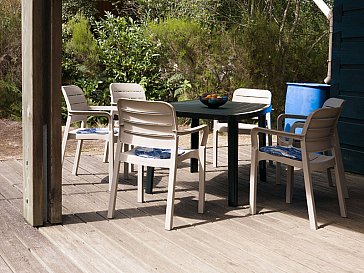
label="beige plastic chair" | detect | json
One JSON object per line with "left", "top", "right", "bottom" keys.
{"left": 110, "top": 83, "right": 146, "bottom": 104}
{"left": 108, "top": 98, "right": 208, "bottom": 230}
{"left": 107, "top": 83, "right": 147, "bottom": 173}
{"left": 276, "top": 98, "right": 348, "bottom": 198}
{"left": 61, "top": 85, "right": 117, "bottom": 188}
{"left": 249, "top": 104, "right": 347, "bottom": 230}
{"left": 213, "top": 88, "right": 272, "bottom": 167}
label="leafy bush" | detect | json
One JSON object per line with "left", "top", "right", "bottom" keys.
{"left": 149, "top": 19, "right": 232, "bottom": 99}
{"left": 62, "top": 14, "right": 101, "bottom": 103}
{"left": 94, "top": 13, "right": 166, "bottom": 101}
{"left": 0, "top": 80, "right": 21, "bottom": 118}
{"left": 62, "top": 0, "right": 97, "bottom": 22}
{"left": 0, "top": 0, "right": 22, "bottom": 119}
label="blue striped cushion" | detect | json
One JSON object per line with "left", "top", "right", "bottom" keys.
{"left": 134, "top": 147, "right": 185, "bottom": 159}
{"left": 260, "top": 146, "right": 302, "bottom": 161}
{"left": 76, "top": 128, "right": 118, "bottom": 134}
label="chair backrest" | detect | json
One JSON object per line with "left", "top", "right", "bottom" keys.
{"left": 110, "top": 83, "right": 146, "bottom": 105}
{"left": 117, "top": 98, "right": 178, "bottom": 150}
{"left": 232, "top": 88, "right": 271, "bottom": 105}
{"left": 323, "top": 97, "right": 345, "bottom": 109}
{"left": 61, "top": 85, "right": 89, "bottom": 123}
{"left": 301, "top": 106, "right": 342, "bottom": 153}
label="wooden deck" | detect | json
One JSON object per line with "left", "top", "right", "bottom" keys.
{"left": 1, "top": 144, "right": 364, "bottom": 272}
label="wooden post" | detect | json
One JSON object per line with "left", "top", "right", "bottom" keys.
{"left": 48, "top": 0, "right": 62, "bottom": 224}
{"left": 22, "top": 0, "right": 62, "bottom": 226}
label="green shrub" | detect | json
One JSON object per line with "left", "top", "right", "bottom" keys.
{"left": 62, "top": 0, "right": 97, "bottom": 22}
{"left": 149, "top": 19, "right": 232, "bottom": 99}
{"left": 94, "top": 13, "right": 166, "bottom": 101}
{"left": 0, "top": 80, "right": 21, "bottom": 119}
{"left": 0, "top": 0, "right": 22, "bottom": 119}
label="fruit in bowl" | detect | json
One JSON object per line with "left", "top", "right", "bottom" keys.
{"left": 199, "top": 93, "right": 228, "bottom": 108}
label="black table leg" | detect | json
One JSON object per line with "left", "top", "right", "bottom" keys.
{"left": 227, "top": 117, "right": 238, "bottom": 207}
{"left": 258, "top": 114, "right": 267, "bottom": 182}
{"left": 191, "top": 118, "right": 199, "bottom": 173}
{"left": 145, "top": 167, "right": 154, "bottom": 194}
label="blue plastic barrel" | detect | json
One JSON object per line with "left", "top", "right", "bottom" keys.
{"left": 285, "top": 83, "right": 330, "bottom": 132}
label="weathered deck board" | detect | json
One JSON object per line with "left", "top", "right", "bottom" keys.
{"left": 0, "top": 144, "right": 364, "bottom": 273}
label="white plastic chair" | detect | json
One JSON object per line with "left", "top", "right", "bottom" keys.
{"left": 276, "top": 98, "right": 348, "bottom": 198}
{"left": 249, "top": 103, "right": 347, "bottom": 230}
{"left": 107, "top": 83, "right": 147, "bottom": 173}
{"left": 213, "top": 88, "right": 272, "bottom": 167}
{"left": 108, "top": 98, "right": 208, "bottom": 230}
{"left": 110, "top": 83, "right": 146, "bottom": 104}
{"left": 61, "top": 85, "right": 117, "bottom": 188}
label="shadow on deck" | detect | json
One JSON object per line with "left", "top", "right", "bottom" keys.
{"left": 1, "top": 144, "right": 364, "bottom": 272}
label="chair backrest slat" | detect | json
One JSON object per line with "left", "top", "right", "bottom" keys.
{"left": 232, "top": 88, "right": 271, "bottom": 104}
{"left": 302, "top": 107, "right": 342, "bottom": 153}
{"left": 61, "top": 85, "right": 89, "bottom": 123}
{"left": 118, "top": 99, "right": 177, "bottom": 149}
{"left": 110, "top": 83, "right": 146, "bottom": 104}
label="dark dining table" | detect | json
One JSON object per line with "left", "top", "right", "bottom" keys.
{"left": 146, "top": 100, "right": 272, "bottom": 207}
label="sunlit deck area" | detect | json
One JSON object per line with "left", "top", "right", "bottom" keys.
{"left": 1, "top": 143, "right": 364, "bottom": 272}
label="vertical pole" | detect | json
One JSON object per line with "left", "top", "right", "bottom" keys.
{"left": 22, "top": 0, "right": 62, "bottom": 226}
{"left": 227, "top": 117, "right": 238, "bottom": 206}
{"left": 48, "top": 0, "right": 62, "bottom": 224}
{"left": 22, "top": 0, "right": 45, "bottom": 226}
{"left": 191, "top": 118, "right": 199, "bottom": 173}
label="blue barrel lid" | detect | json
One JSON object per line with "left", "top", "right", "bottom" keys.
{"left": 286, "top": 82, "right": 330, "bottom": 88}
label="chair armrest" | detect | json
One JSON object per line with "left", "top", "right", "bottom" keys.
{"left": 277, "top": 113, "right": 308, "bottom": 131}
{"left": 250, "top": 127, "right": 304, "bottom": 148}
{"left": 290, "top": 121, "right": 305, "bottom": 132}
{"left": 69, "top": 110, "right": 112, "bottom": 121}
{"left": 89, "top": 105, "right": 117, "bottom": 112}
{"left": 178, "top": 125, "right": 209, "bottom": 146}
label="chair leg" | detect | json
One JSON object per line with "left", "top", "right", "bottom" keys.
{"left": 286, "top": 166, "right": 294, "bottom": 203}
{"left": 198, "top": 146, "right": 206, "bottom": 213}
{"left": 103, "top": 141, "right": 109, "bottom": 163}
{"left": 72, "top": 139, "right": 83, "bottom": 175}
{"left": 107, "top": 141, "right": 122, "bottom": 218}
{"left": 249, "top": 147, "right": 259, "bottom": 215}
{"left": 302, "top": 153, "right": 318, "bottom": 230}
{"left": 165, "top": 160, "right": 178, "bottom": 231}
{"left": 266, "top": 112, "right": 274, "bottom": 166}
{"left": 333, "top": 146, "right": 347, "bottom": 217}
{"left": 213, "top": 127, "right": 219, "bottom": 168}
{"left": 137, "top": 165, "right": 144, "bottom": 203}
{"left": 334, "top": 163, "right": 347, "bottom": 218}
{"left": 129, "top": 145, "right": 135, "bottom": 173}
{"left": 61, "top": 117, "right": 72, "bottom": 164}
{"left": 108, "top": 133, "right": 114, "bottom": 191}
{"left": 123, "top": 143, "right": 129, "bottom": 180}
{"left": 333, "top": 132, "right": 349, "bottom": 198}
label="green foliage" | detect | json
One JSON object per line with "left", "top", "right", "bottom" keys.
{"left": 62, "top": 14, "right": 101, "bottom": 102}
{"left": 0, "top": 0, "right": 21, "bottom": 119}
{"left": 94, "top": 13, "right": 165, "bottom": 101}
{"left": 149, "top": 19, "right": 225, "bottom": 99}
{"left": 62, "top": 0, "right": 97, "bottom": 22}
{"left": 0, "top": 80, "right": 21, "bottom": 119}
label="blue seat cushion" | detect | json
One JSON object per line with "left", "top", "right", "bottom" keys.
{"left": 260, "top": 145, "right": 302, "bottom": 161}
{"left": 76, "top": 128, "right": 118, "bottom": 134}
{"left": 134, "top": 147, "right": 185, "bottom": 159}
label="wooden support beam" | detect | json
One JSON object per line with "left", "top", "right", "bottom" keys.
{"left": 22, "top": 0, "right": 62, "bottom": 226}
{"left": 48, "top": 0, "right": 62, "bottom": 224}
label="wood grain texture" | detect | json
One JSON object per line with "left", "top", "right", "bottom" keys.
{"left": 1, "top": 140, "right": 364, "bottom": 272}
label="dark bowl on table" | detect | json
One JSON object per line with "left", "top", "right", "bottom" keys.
{"left": 199, "top": 94, "right": 228, "bottom": 109}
